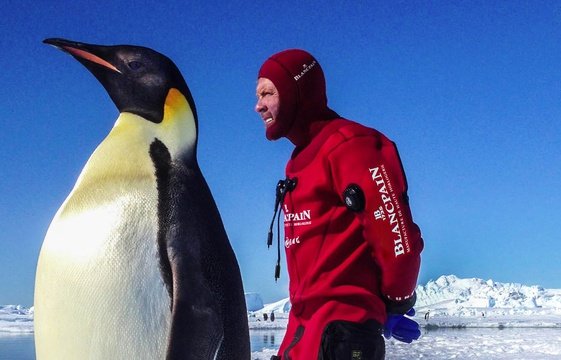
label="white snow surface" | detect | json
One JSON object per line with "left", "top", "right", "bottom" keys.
{"left": 415, "top": 274, "right": 561, "bottom": 328}
{"left": 248, "top": 274, "right": 561, "bottom": 327}
{"left": 417, "top": 274, "right": 561, "bottom": 311}
{"left": 0, "top": 305, "right": 34, "bottom": 334}
{"left": 3, "top": 275, "right": 561, "bottom": 358}
{"left": 251, "top": 327, "right": 561, "bottom": 360}
{"left": 248, "top": 275, "right": 561, "bottom": 359}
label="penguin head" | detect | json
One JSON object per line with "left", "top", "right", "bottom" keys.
{"left": 44, "top": 38, "right": 197, "bottom": 126}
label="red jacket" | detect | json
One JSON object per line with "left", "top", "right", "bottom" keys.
{"left": 277, "top": 118, "right": 423, "bottom": 359}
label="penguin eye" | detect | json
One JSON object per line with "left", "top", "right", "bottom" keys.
{"left": 127, "top": 61, "right": 144, "bottom": 70}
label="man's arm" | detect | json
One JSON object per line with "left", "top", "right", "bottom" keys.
{"left": 328, "top": 131, "right": 424, "bottom": 306}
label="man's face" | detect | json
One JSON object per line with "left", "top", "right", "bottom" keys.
{"left": 255, "top": 77, "right": 285, "bottom": 140}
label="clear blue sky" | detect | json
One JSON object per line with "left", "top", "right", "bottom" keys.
{"left": 1, "top": 1, "right": 560, "bottom": 307}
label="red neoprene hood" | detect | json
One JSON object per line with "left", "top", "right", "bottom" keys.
{"left": 258, "top": 49, "right": 335, "bottom": 136}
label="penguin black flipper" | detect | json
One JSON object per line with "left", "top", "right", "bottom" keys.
{"left": 150, "top": 140, "right": 250, "bottom": 360}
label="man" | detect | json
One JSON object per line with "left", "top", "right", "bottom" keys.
{"left": 255, "top": 49, "right": 423, "bottom": 360}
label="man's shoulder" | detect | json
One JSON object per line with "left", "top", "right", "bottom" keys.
{"left": 327, "top": 118, "right": 390, "bottom": 146}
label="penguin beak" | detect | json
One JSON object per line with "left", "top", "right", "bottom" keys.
{"left": 44, "top": 38, "right": 122, "bottom": 74}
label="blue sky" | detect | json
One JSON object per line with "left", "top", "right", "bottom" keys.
{"left": 1, "top": 1, "right": 560, "bottom": 307}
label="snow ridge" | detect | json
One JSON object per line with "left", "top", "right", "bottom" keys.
{"left": 0, "top": 305, "right": 34, "bottom": 333}
{"left": 416, "top": 275, "right": 561, "bottom": 314}
{"left": 3, "top": 275, "right": 561, "bottom": 334}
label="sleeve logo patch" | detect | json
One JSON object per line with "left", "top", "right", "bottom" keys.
{"left": 369, "top": 165, "right": 410, "bottom": 257}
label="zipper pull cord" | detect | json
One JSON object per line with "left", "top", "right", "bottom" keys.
{"left": 275, "top": 202, "right": 283, "bottom": 281}
{"left": 274, "top": 178, "right": 297, "bottom": 282}
{"left": 267, "top": 180, "right": 286, "bottom": 248}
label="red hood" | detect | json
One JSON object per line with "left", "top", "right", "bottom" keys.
{"left": 258, "top": 49, "right": 338, "bottom": 146}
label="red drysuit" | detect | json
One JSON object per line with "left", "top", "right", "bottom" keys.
{"left": 276, "top": 118, "right": 423, "bottom": 359}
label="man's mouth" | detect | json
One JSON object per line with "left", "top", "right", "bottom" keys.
{"left": 264, "top": 117, "right": 274, "bottom": 126}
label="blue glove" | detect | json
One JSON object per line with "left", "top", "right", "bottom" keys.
{"left": 384, "top": 308, "right": 421, "bottom": 343}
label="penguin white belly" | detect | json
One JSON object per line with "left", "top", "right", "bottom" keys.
{"left": 35, "top": 179, "right": 171, "bottom": 360}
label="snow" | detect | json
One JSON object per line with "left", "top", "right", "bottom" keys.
{"left": 0, "top": 305, "right": 34, "bottom": 334}
{"left": 414, "top": 275, "right": 561, "bottom": 328}
{"left": 417, "top": 274, "right": 561, "bottom": 311}
{"left": 261, "top": 297, "right": 292, "bottom": 314}
{"left": 248, "top": 275, "right": 561, "bottom": 358}
{"left": 245, "top": 292, "right": 265, "bottom": 312}
{"left": 3, "top": 275, "right": 561, "bottom": 359}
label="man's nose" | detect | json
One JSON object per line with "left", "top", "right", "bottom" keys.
{"left": 255, "top": 100, "right": 266, "bottom": 113}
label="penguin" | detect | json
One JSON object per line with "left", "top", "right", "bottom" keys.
{"left": 34, "top": 38, "right": 250, "bottom": 360}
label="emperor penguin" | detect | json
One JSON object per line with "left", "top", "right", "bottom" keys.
{"left": 34, "top": 38, "right": 250, "bottom": 360}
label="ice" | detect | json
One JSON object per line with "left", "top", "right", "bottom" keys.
{"left": 3, "top": 275, "right": 561, "bottom": 358}
{"left": 245, "top": 292, "right": 265, "bottom": 312}
{"left": 248, "top": 275, "right": 561, "bottom": 359}
{"left": 0, "top": 305, "right": 34, "bottom": 334}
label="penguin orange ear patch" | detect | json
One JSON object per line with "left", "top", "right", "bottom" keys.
{"left": 164, "top": 88, "right": 184, "bottom": 108}
{"left": 163, "top": 88, "right": 188, "bottom": 121}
